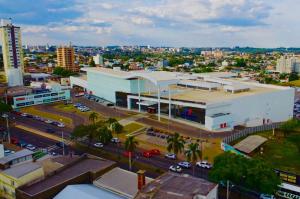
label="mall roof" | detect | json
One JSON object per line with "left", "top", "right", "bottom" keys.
{"left": 135, "top": 173, "right": 217, "bottom": 199}
{"left": 2, "top": 162, "right": 42, "bottom": 179}
{"left": 81, "top": 67, "right": 179, "bottom": 86}
{"left": 234, "top": 135, "right": 268, "bottom": 154}
{"left": 54, "top": 184, "right": 125, "bottom": 199}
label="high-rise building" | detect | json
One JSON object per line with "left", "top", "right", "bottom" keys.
{"left": 56, "top": 45, "right": 79, "bottom": 72}
{"left": 0, "top": 19, "right": 24, "bottom": 86}
{"left": 276, "top": 55, "right": 300, "bottom": 74}
{"left": 93, "top": 54, "right": 104, "bottom": 66}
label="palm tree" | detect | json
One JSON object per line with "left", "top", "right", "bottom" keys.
{"left": 167, "top": 132, "right": 185, "bottom": 156}
{"left": 106, "top": 118, "right": 118, "bottom": 126}
{"left": 98, "top": 126, "right": 113, "bottom": 144}
{"left": 185, "top": 142, "right": 202, "bottom": 176}
{"left": 111, "top": 121, "right": 123, "bottom": 135}
{"left": 89, "top": 112, "right": 99, "bottom": 124}
{"left": 124, "top": 136, "right": 139, "bottom": 170}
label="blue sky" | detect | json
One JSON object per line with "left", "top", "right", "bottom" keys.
{"left": 0, "top": 0, "right": 299, "bottom": 47}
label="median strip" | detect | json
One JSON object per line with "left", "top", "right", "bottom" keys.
{"left": 15, "top": 124, "right": 71, "bottom": 145}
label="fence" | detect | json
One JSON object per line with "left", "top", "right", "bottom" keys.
{"left": 222, "top": 122, "right": 282, "bottom": 144}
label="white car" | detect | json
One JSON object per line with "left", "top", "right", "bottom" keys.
{"left": 21, "top": 113, "right": 28, "bottom": 117}
{"left": 26, "top": 144, "right": 36, "bottom": 151}
{"left": 259, "top": 194, "right": 275, "bottom": 199}
{"left": 169, "top": 165, "right": 182, "bottom": 173}
{"left": 93, "top": 143, "right": 104, "bottom": 148}
{"left": 178, "top": 161, "right": 191, "bottom": 168}
{"left": 57, "top": 123, "right": 65, "bottom": 128}
{"left": 111, "top": 138, "right": 120, "bottom": 143}
{"left": 196, "top": 161, "right": 212, "bottom": 169}
{"left": 165, "top": 153, "right": 176, "bottom": 160}
{"left": 45, "top": 119, "right": 53, "bottom": 124}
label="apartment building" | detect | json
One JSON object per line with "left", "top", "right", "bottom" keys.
{"left": 56, "top": 46, "right": 79, "bottom": 72}
{"left": 276, "top": 55, "right": 300, "bottom": 74}
{"left": 0, "top": 19, "right": 24, "bottom": 86}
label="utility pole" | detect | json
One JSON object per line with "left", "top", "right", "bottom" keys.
{"left": 226, "top": 180, "right": 230, "bottom": 199}
{"left": 60, "top": 119, "right": 65, "bottom": 156}
{"left": 2, "top": 114, "right": 10, "bottom": 144}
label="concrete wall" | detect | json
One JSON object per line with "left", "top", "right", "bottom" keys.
{"left": 206, "top": 88, "right": 294, "bottom": 130}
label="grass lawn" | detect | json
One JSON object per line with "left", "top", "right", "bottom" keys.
{"left": 252, "top": 130, "right": 300, "bottom": 174}
{"left": 21, "top": 106, "right": 73, "bottom": 126}
{"left": 280, "top": 80, "right": 300, "bottom": 87}
{"left": 123, "top": 122, "right": 145, "bottom": 134}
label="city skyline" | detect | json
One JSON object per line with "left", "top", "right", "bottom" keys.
{"left": 0, "top": 0, "right": 299, "bottom": 48}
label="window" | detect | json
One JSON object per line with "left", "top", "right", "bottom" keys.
{"left": 34, "top": 95, "right": 43, "bottom": 99}
{"left": 51, "top": 93, "right": 58, "bottom": 96}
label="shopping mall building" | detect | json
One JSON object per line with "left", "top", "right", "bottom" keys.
{"left": 70, "top": 67, "right": 294, "bottom": 131}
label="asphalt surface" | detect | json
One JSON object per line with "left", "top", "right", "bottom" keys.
{"left": 6, "top": 112, "right": 258, "bottom": 199}
{"left": 8, "top": 112, "right": 210, "bottom": 179}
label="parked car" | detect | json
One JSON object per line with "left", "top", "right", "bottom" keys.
{"left": 12, "top": 111, "right": 22, "bottom": 116}
{"left": 73, "top": 103, "right": 82, "bottom": 107}
{"left": 45, "top": 119, "right": 53, "bottom": 124}
{"left": 21, "top": 113, "right": 28, "bottom": 117}
{"left": 196, "top": 161, "right": 212, "bottom": 169}
{"left": 57, "top": 123, "right": 65, "bottom": 128}
{"left": 17, "top": 140, "right": 27, "bottom": 147}
{"left": 149, "top": 149, "right": 160, "bottom": 155}
{"left": 143, "top": 151, "right": 153, "bottom": 158}
{"left": 178, "top": 161, "right": 191, "bottom": 168}
{"left": 165, "top": 153, "right": 176, "bottom": 160}
{"left": 169, "top": 165, "right": 182, "bottom": 173}
{"left": 26, "top": 144, "right": 36, "bottom": 151}
{"left": 259, "top": 194, "right": 275, "bottom": 199}
{"left": 93, "top": 142, "right": 104, "bottom": 148}
{"left": 55, "top": 142, "right": 64, "bottom": 148}
{"left": 111, "top": 137, "right": 120, "bottom": 143}
{"left": 11, "top": 137, "right": 19, "bottom": 145}
{"left": 123, "top": 151, "right": 134, "bottom": 158}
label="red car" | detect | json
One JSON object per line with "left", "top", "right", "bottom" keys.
{"left": 150, "top": 149, "right": 160, "bottom": 155}
{"left": 123, "top": 151, "right": 134, "bottom": 158}
{"left": 12, "top": 111, "right": 22, "bottom": 116}
{"left": 11, "top": 137, "right": 19, "bottom": 145}
{"left": 143, "top": 151, "right": 153, "bottom": 158}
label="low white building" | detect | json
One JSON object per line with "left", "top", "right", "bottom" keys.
{"left": 71, "top": 68, "right": 294, "bottom": 131}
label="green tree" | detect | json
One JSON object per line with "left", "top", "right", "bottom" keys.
{"left": 209, "top": 152, "right": 281, "bottom": 195}
{"left": 111, "top": 121, "right": 123, "bottom": 134}
{"left": 71, "top": 124, "right": 98, "bottom": 148}
{"left": 89, "top": 59, "right": 96, "bottom": 67}
{"left": 185, "top": 142, "right": 201, "bottom": 176}
{"left": 279, "top": 119, "right": 300, "bottom": 137}
{"left": 98, "top": 126, "right": 113, "bottom": 144}
{"left": 125, "top": 136, "right": 139, "bottom": 170}
{"left": 53, "top": 67, "right": 78, "bottom": 77}
{"left": 167, "top": 132, "right": 185, "bottom": 156}
{"left": 235, "top": 58, "right": 247, "bottom": 67}
{"left": 289, "top": 72, "right": 299, "bottom": 82}
{"left": 89, "top": 112, "right": 98, "bottom": 124}
{"left": 0, "top": 101, "right": 12, "bottom": 113}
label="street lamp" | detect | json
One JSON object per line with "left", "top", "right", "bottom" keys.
{"left": 2, "top": 113, "right": 10, "bottom": 144}
{"left": 60, "top": 119, "right": 65, "bottom": 156}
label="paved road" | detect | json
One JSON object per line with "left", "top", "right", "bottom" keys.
{"left": 9, "top": 112, "right": 209, "bottom": 179}
{"left": 8, "top": 114, "right": 257, "bottom": 198}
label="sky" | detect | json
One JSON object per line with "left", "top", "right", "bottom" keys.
{"left": 0, "top": 0, "right": 299, "bottom": 47}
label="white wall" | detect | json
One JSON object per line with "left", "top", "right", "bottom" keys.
{"left": 228, "top": 88, "right": 294, "bottom": 127}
